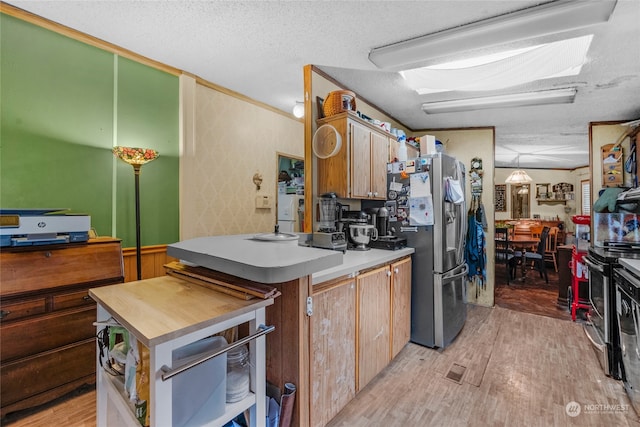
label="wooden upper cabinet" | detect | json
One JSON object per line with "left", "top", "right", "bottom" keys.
{"left": 370, "top": 131, "right": 389, "bottom": 199}
{"left": 350, "top": 121, "right": 372, "bottom": 199}
{"left": 317, "top": 112, "right": 390, "bottom": 200}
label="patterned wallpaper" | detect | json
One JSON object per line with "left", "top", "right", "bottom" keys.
{"left": 180, "top": 77, "right": 303, "bottom": 239}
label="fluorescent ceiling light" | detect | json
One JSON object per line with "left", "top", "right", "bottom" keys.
{"left": 421, "top": 88, "right": 577, "bottom": 114}
{"left": 369, "top": 0, "right": 616, "bottom": 71}
{"left": 402, "top": 35, "right": 593, "bottom": 94}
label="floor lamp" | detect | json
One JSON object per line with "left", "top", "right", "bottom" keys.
{"left": 113, "top": 146, "right": 159, "bottom": 281}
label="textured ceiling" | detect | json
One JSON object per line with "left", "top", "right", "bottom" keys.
{"left": 6, "top": 0, "right": 640, "bottom": 169}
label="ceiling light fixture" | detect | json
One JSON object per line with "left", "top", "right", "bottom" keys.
{"left": 369, "top": 0, "right": 617, "bottom": 71}
{"left": 402, "top": 35, "right": 593, "bottom": 95}
{"left": 421, "top": 88, "right": 577, "bottom": 114}
{"left": 292, "top": 101, "right": 305, "bottom": 118}
{"left": 505, "top": 155, "right": 533, "bottom": 184}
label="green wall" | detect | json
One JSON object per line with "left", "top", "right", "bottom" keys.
{"left": 1, "top": 14, "right": 179, "bottom": 248}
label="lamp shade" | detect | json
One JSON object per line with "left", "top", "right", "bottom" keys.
{"left": 505, "top": 169, "right": 533, "bottom": 184}
{"left": 113, "top": 146, "right": 159, "bottom": 166}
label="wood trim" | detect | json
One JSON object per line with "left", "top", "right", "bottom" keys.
{"left": 0, "top": 2, "right": 181, "bottom": 76}
{"left": 303, "top": 64, "right": 313, "bottom": 233}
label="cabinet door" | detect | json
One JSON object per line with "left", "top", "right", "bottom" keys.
{"left": 370, "top": 132, "right": 389, "bottom": 200}
{"left": 310, "top": 279, "right": 356, "bottom": 427}
{"left": 357, "top": 266, "right": 390, "bottom": 391}
{"left": 391, "top": 257, "right": 412, "bottom": 358}
{"left": 389, "top": 138, "right": 398, "bottom": 163}
{"left": 350, "top": 121, "right": 372, "bottom": 199}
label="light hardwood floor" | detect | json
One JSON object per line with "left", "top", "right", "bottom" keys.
{"left": 4, "top": 305, "right": 639, "bottom": 426}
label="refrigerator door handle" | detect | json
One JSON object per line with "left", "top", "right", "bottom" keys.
{"left": 400, "top": 226, "right": 419, "bottom": 233}
{"left": 443, "top": 263, "right": 469, "bottom": 281}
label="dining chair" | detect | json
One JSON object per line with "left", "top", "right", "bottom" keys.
{"left": 544, "top": 226, "right": 559, "bottom": 272}
{"left": 529, "top": 225, "right": 544, "bottom": 251}
{"left": 524, "top": 226, "right": 549, "bottom": 283}
{"left": 495, "top": 227, "right": 517, "bottom": 285}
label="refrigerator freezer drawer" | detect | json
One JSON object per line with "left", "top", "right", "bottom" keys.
{"left": 434, "top": 264, "right": 468, "bottom": 348}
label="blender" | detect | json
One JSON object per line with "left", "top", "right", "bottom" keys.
{"left": 311, "top": 193, "right": 347, "bottom": 252}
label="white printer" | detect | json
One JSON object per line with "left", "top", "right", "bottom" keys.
{"left": 0, "top": 209, "right": 90, "bottom": 247}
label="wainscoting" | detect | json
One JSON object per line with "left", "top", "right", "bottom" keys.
{"left": 122, "top": 244, "right": 176, "bottom": 282}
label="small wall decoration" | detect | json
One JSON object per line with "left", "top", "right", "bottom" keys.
{"left": 602, "top": 143, "right": 624, "bottom": 187}
{"left": 469, "top": 157, "right": 483, "bottom": 197}
{"left": 494, "top": 184, "right": 506, "bottom": 212}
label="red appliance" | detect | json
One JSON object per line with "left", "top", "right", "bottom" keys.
{"left": 569, "top": 215, "right": 590, "bottom": 321}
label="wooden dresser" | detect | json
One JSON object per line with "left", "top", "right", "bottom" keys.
{"left": 0, "top": 238, "right": 123, "bottom": 418}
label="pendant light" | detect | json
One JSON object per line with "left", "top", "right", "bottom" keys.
{"left": 505, "top": 154, "right": 532, "bottom": 184}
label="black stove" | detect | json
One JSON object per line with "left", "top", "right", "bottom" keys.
{"left": 599, "top": 241, "right": 640, "bottom": 253}
{"left": 584, "top": 245, "right": 640, "bottom": 380}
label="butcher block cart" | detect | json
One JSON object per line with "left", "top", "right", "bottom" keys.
{"left": 90, "top": 276, "right": 274, "bottom": 427}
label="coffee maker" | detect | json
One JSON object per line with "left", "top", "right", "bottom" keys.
{"left": 310, "top": 193, "right": 347, "bottom": 252}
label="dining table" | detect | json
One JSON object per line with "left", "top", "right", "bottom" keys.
{"left": 509, "top": 235, "right": 541, "bottom": 281}
{"left": 494, "top": 234, "right": 540, "bottom": 282}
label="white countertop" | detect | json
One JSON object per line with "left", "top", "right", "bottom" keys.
{"left": 167, "top": 234, "right": 343, "bottom": 283}
{"left": 167, "top": 234, "right": 414, "bottom": 285}
{"left": 312, "top": 247, "right": 414, "bottom": 285}
{"left": 620, "top": 258, "right": 640, "bottom": 277}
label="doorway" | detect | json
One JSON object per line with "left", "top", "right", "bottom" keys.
{"left": 276, "top": 153, "right": 304, "bottom": 233}
{"left": 494, "top": 180, "right": 568, "bottom": 320}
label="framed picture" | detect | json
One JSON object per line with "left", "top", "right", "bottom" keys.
{"left": 316, "top": 96, "right": 325, "bottom": 119}
{"left": 494, "top": 184, "right": 506, "bottom": 212}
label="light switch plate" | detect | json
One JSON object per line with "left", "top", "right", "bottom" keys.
{"left": 255, "top": 195, "right": 272, "bottom": 209}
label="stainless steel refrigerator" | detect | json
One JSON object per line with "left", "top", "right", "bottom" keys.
{"left": 386, "top": 153, "right": 468, "bottom": 348}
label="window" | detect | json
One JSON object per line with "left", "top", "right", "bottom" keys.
{"left": 581, "top": 180, "right": 591, "bottom": 215}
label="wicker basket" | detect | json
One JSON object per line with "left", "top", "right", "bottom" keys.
{"left": 323, "top": 90, "right": 356, "bottom": 118}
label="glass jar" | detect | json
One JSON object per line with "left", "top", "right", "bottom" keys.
{"left": 226, "top": 344, "right": 251, "bottom": 403}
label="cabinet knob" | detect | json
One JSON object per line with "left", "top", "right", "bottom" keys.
{"left": 45, "top": 251, "right": 52, "bottom": 258}
{"left": 394, "top": 268, "right": 399, "bottom": 274}
{"left": 368, "top": 192, "right": 373, "bottom": 197}
{"left": 387, "top": 270, "right": 392, "bottom": 277}
{"left": 373, "top": 192, "right": 379, "bottom": 197}
{"left": 0, "top": 310, "right": 11, "bottom": 319}
{"left": 83, "top": 295, "right": 92, "bottom": 301}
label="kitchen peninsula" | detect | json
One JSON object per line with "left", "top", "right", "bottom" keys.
{"left": 163, "top": 234, "right": 414, "bottom": 426}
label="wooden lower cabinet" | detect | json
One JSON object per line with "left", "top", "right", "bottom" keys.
{"left": 391, "top": 257, "right": 412, "bottom": 358}
{"left": 310, "top": 278, "right": 356, "bottom": 427}
{"left": 357, "top": 266, "right": 391, "bottom": 391}
{"left": 0, "top": 238, "right": 124, "bottom": 417}
{"left": 309, "top": 256, "right": 411, "bottom": 426}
